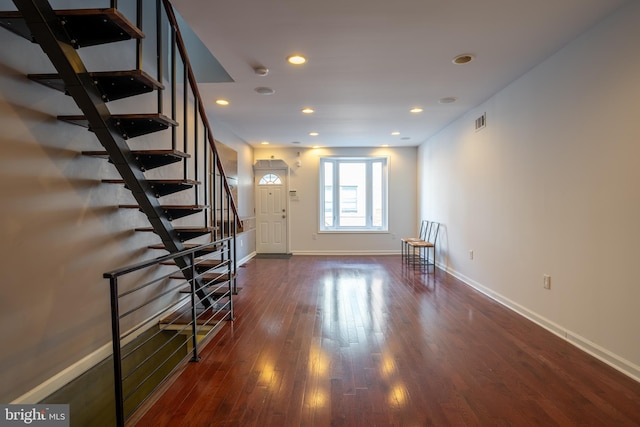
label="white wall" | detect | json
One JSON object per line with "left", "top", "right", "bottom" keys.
{"left": 253, "top": 146, "right": 417, "bottom": 255}
{"left": 418, "top": 1, "right": 640, "bottom": 380}
{"left": 0, "top": 31, "right": 158, "bottom": 402}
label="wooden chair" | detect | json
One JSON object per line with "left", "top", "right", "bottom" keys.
{"left": 401, "top": 220, "right": 428, "bottom": 262}
{"left": 407, "top": 221, "right": 440, "bottom": 271}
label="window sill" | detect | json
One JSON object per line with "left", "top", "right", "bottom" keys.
{"left": 319, "top": 230, "right": 389, "bottom": 234}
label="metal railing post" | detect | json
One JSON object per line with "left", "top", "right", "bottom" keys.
{"left": 135, "top": 0, "right": 142, "bottom": 70}
{"left": 107, "top": 275, "right": 125, "bottom": 427}
{"left": 229, "top": 240, "right": 235, "bottom": 320}
{"left": 156, "top": 0, "right": 163, "bottom": 113}
{"left": 189, "top": 252, "right": 200, "bottom": 362}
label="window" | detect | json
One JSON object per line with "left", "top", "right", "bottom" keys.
{"left": 258, "top": 173, "right": 282, "bottom": 185}
{"left": 320, "top": 157, "right": 388, "bottom": 231}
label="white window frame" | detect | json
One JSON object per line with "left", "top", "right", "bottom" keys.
{"left": 319, "top": 156, "right": 388, "bottom": 232}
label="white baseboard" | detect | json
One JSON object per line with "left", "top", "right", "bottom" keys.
{"left": 440, "top": 262, "right": 640, "bottom": 383}
{"left": 292, "top": 250, "right": 400, "bottom": 256}
{"left": 11, "top": 343, "right": 113, "bottom": 404}
{"left": 238, "top": 251, "right": 256, "bottom": 266}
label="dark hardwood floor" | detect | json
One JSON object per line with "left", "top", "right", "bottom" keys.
{"left": 135, "top": 256, "right": 640, "bottom": 426}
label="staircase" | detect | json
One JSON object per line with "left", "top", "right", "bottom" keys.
{"left": 1, "top": 0, "right": 241, "bottom": 306}
{"left": 1, "top": 2, "right": 240, "bottom": 423}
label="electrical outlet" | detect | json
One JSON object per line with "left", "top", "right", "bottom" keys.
{"left": 469, "top": 250, "right": 474, "bottom": 260}
{"left": 312, "top": 233, "right": 317, "bottom": 240}
{"left": 543, "top": 274, "right": 551, "bottom": 289}
{"left": 391, "top": 233, "right": 396, "bottom": 240}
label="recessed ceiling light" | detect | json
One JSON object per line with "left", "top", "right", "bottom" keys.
{"left": 309, "top": 132, "right": 319, "bottom": 136}
{"left": 261, "top": 141, "right": 270, "bottom": 145}
{"left": 215, "top": 99, "right": 229, "bottom": 106}
{"left": 312, "top": 145, "right": 321, "bottom": 149}
{"left": 301, "top": 107, "right": 315, "bottom": 114}
{"left": 452, "top": 54, "right": 474, "bottom": 65}
{"left": 439, "top": 97, "right": 457, "bottom": 104}
{"left": 287, "top": 54, "right": 307, "bottom": 65}
{"left": 391, "top": 131, "right": 400, "bottom": 136}
{"left": 409, "top": 107, "right": 423, "bottom": 113}
{"left": 255, "top": 87, "right": 275, "bottom": 95}
{"left": 381, "top": 144, "right": 390, "bottom": 147}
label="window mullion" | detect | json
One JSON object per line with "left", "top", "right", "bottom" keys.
{"left": 365, "top": 160, "right": 372, "bottom": 228}
{"left": 334, "top": 160, "right": 339, "bottom": 227}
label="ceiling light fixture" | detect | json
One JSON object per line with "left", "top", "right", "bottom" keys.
{"left": 309, "top": 132, "right": 319, "bottom": 136}
{"left": 391, "top": 131, "right": 400, "bottom": 136}
{"left": 287, "top": 54, "right": 307, "bottom": 65}
{"left": 409, "top": 107, "right": 423, "bottom": 113}
{"left": 215, "top": 99, "right": 229, "bottom": 106}
{"left": 253, "top": 66, "right": 269, "bottom": 76}
{"left": 255, "top": 87, "right": 275, "bottom": 95}
{"left": 439, "top": 97, "right": 457, "bottom": 104}
{"left": 261, "top": 141, "right": 270, "bottom": 145}
{"left": 301, "top": 107, "right": 315, "bottom": 114}
{"left": 452, "top": 54, "right": 474, "bottom": 65}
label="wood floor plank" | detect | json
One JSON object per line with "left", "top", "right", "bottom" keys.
{"left": 134, "top": 256, "right": 640, "bottom": 426}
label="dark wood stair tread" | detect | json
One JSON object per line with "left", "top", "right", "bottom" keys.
{"left": 59, "top": 113, "right": 178, "bottom": 139}
{"left": 161, "top": 258, "right": 230, "bottom": 274}
{"left": 161, "top": 259, "right": 229, "bottom": 268}
{"left": 83, "top": 149, "right": 188, "bottom": 158}
{"left": 148, "top": 243, "right": 221, "bottom": 251}
{"left": 136, "top": 226, "right": 218, "bottom": 242}
{"left": 103, "top": 179, "right": 199, "bottom": 185}
{"left": 0, "top": 9, "right": 143, "bottom": 48}
{"left": 121, "top": 204, "right": 206, "bottom": 209}
{"left": 136, "top": 226, "right": 217, "bottom": 232}
{"left": 120, "top": 204, "right": 207, "bottom": 220}
{"left": 172, "top": 272, "right": 235, "bottom": 282}
{"left": 83, "top": 149, "right": 189, "bottom": 170}
{"left": 102, "top": 178, "right": 198, "bottom": 197}
{"left": 148, "top": 243, "right": 224, "bottom": 257}
{"left": 29, "top": 70, "right": 163, "bottom": 102}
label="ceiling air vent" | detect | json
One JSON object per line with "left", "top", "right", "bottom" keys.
{"left": 475, "top": 113, "right": 486, "bottom": 131}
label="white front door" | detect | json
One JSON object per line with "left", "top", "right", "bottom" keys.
{"left": 255, "top": 170, "right": 288, "bottom": 254}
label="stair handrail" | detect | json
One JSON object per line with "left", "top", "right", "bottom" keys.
{"left": 161, "top": 0, "right": 242, "bottom": 231}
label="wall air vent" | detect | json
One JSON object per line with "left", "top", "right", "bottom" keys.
{"left": 475, "top": 113, "right": 486, "bottom": 131}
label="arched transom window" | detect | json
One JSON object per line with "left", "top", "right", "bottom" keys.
{"left": 258, "top": 173, "right": 282, "bottom": 185}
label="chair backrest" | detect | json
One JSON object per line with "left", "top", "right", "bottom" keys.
{"left": 418, "top": 220, "right": 429, "bottom": 239}
{"left": 426, "top": 221, "right": 440, "bottom": 244}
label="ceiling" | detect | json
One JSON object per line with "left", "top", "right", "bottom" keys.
{"left": 171, "top": 0, "right": 627, "bottom": 148}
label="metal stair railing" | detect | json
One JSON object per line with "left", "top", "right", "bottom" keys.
{"left": 159, "top": 0, "right": 242, "bottom": 231}
{"left": 104, "top": 238, "right": 234, "bottom": 426}
{"left": 5, "top": 1, "right": 242, "bottom": 425}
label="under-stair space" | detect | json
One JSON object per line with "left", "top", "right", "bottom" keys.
{"left": 1, "top": 1, "right": 241, "bottom": 426}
